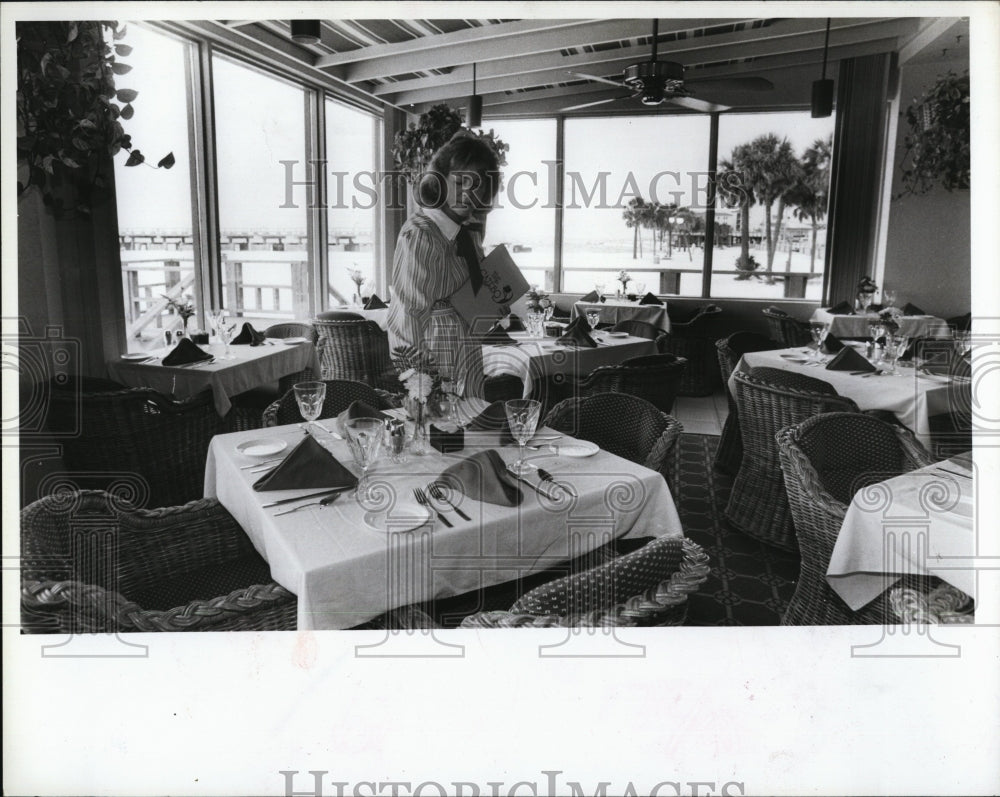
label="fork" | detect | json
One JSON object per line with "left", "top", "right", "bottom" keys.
{"left": 413, "top": 487, "right": 452, "bottom": 528}
{"left": 428, "top": 483, "right": 471, "bottom": 522}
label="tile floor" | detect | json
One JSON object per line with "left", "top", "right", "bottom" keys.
{"left": 671, "top": 389, "right": 729, "bottom": 436}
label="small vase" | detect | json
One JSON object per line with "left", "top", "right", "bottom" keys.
{"left": 526, "top": 311, "right": 545, "bottom": 338}
{"left": 404, "top": 397, "right": 430, "bottom": 455}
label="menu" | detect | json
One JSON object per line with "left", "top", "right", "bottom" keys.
{"left": 449, "top": 244, "right": 530, "bottom": 336}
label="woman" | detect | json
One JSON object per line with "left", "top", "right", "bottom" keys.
{"left": 387, "top": 131, "right": 502, "bottom": 399}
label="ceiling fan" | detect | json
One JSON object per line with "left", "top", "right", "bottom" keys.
{"left": 562, "top": 19, "right": 774, "bottom": 113}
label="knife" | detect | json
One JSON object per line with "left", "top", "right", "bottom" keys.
{"left": 513, "top": 472, "right": 555, "bottom": 500}
{"left": 274, "top": 491, "right": 345, "bottom": 516}
{"left": 262, "top": 487, "right": 352, "bottom": 508}
{"left": 537, "top": 468, "right": 576, "bottom": 498}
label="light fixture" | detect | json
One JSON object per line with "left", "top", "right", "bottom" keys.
{"left": 811, "top": 18, "right": 834, "bottom": 118}
{"left": 290, "top": 20, "right": 321, "bottom": 45}
{"left": 466, "top": 63, "right": 483, "bottom": 128}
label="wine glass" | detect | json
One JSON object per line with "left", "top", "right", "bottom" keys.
{"left": 867, "top": 321, "right": 885, "bottom": 362}
{"left": 344, "top": 417, "right": 383, "bottom": 499}
{"left": 586, "top": 310, "right": 601, "bottom": 331}
{"left": 217, "top": 319, "right": 237, "bottom": 360}
{"left": 885, "top": 334, "right": 909, "bottom": 374}
{"left": 953, "top": 331, "right": 971, "bottom": 359}
{"left": 293, "top": 381, "right": 327, "bottom": 433}
{"left": 594, "top": 283, "right": 606, "bottom": 300}
{"left": 635, "top": 281, "right": 646, "bottom": 298}
{"left": 505, "top": 399, "right": 541, "bottom": 477}
{"left": 882, "top": 289, "right": 897, "bottom": 308}
{"left": 207, "top": 308, "right": 225, "bottom": 341}
{"left": 809, "top": 322, "right": 830, "bottom": 361}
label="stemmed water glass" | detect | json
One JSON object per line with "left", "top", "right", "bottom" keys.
{"left": 882, "top": 289, "right": 897, "bottom": 308}
{"left": 586, "top": 310, "right": 601, "bottom": 331}
{"left": 293, "top": 381, "right": 327, "bottom": 433}
{"left": 635, "top": 281, "right": 646, "bottom": 298}
{"left": 884, "top": 334, "right": 909, "bottom": 374}
{"left": 217, "top": 317, "right": 237, "bottom": 360}
{"left": 809, "top": 322, "right": 831, "bottom": 362}
{"left": 594, "top": 283, "right": 606, "bottom": 301}
{"left": 344, "top": 417, "right": 383, "bottom": 499}
{"left": 207, "top": 308, "right": 226, "bottom": 342}
{"left": 505, "top": 399, "right": 541, "bottom": 477}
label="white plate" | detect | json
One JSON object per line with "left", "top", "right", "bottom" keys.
{"left": 606, "top": 331, "right": 629, "bottom": 338}
{"left": 363, "top": 502, "right": 432, "bottom": 533}
{"left": 281, "top": 337, "right": 309, "bottom": 345}
{"left": 549, "top": 440, "right": 599, "bottom": 458}
{"left": 236, "top": 439, "right": 288, "bottom": 458}
{"left": 120, "top": 352, "right": 153, "bottom": 361}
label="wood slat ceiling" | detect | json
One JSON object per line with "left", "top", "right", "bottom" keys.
{"left": 221, "top": 16, "right": 968, "bottom": 117}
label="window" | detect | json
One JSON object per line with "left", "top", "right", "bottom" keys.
{"left": 715, "top": 111, "right": 835, "bottom": 301}
{"left": 562, "top": 115, "right": 712, "bottom": 296}
{"left": 325, "top": 99, "right": 381, "bottom": 306}
{"left": 480, "top": 118, "right": 557, "bottom": 291}
{"left": 213, "top": 54, "right": 308, "bottom": 327}
{"left": 113, "top": 25, "right": 196, "bottom": 351}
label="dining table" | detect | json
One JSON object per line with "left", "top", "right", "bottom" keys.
{"left": 809, "top": 308, "right": 950, "bottom": 339}
{"left": 826, "top": 454, "right": 974, "bottom": 611}
{"left": 731, "top": 346, "right": 964, "bottom": 450}
{"left": 572, "top": 299, "right": 671, "bottom": 332}
{"left": 481, "top": 329, "right": 659, "bottom": 398}
{"left": 330, "top": 305, "right": 390, "bottom": 329}
{"left": 108, "top": 338, "right": 321, "bottom": 416}
{"left": 203, "top": 413, "right": 684, "bottom": 630}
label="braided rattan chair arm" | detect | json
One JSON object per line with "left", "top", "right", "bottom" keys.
{"left": 775, "top": 428, "right": 848, "bottom": 521}
{"left": 262, "top": 398, "right": 281, "bottom": 427}
{"left": 890, "top": 584, "right": 975, "bottom": 624}
{"left": 643, "top": 416, "right": 683, "bottom": 472}
{"left": 736, "top": 370, "right": 860, "bottom": 414}
{"left": 669, "top": 304, "right": 722, "bottom": 333}
{"left": 459, "top": 611, "right": 570, "bottom": 628}
{"left": 893, "top": 426, "right": 937, "bottom": 468}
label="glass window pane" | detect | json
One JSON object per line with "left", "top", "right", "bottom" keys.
{"left": 715, "top": 111, "right": 835, "bottom": 301}
{"left": 213, "top": 55, "right": 308, "bottom": 327}
{"left": 325, "top": 100, "right": 381, "bottom": 307}
{"left": 563, "top": 115, "right": 711, "bottom": 297}
{"left": 113, "top": 25, "right": 195, "bottom": 351}
{"left": 480, "top": 118, "right": 557, "bottom": 292}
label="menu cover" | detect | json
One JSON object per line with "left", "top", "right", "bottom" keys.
{"left": 450, "top": 244, "right": 530, "bottom": 336}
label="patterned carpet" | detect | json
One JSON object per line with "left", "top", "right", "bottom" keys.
{"left": 671, "top": 433, "right": 801, "bottom": 625}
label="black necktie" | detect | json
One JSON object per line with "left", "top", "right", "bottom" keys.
{"left": 456, "top": 225, "right": 483, "bottom": 295}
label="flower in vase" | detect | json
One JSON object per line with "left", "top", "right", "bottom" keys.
{"left": 524, "top": 285, "right": 549, "bottom": 313}
{"left": 617, "top": 270, "right": 631, "bottom": 289}
{"left": 879, "top": 306, "right": 903, "bottom": 334}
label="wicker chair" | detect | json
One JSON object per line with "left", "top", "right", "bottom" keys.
{"left": 313, "top": 318, "right": 402, "bottom": 392}
{"left": 762, "top": 306, "right": 812, "bottom": 348}
{"left": 889, "top": 583, "right": 975, "bottom": 624}
{"left": 483, "top": 374, "right": 525, "bottom": 403}
{"left": 726, "top": 370, "right": 860, "bottom": 551}
{"left": 265, "top": 321, "right": 319, "bottom": 395}
{"left": 610, "top": 319, "right": 666, "bottom": 340}
{"left": 576, "top": 353, "right": 687, "bottom": 415}
{"left": 44, "top": 384, "right": 225, "bottom": 509}
{"left": 262, "top": 379, "right": 391, "bottom": 427}
{"left": 316, "top": 310, "right": 364, "bottom": 321}
{"left": 776, "top": 412, "right": 941, "bottom": 625}
{"left": 714, "top": 332, "right": 782, "bottom": 475}
{"left": 20, "top": 490, "right": 297, "bottom": 633}
{"left": 543, "top": 393, "right": 683, "bottom": 479}
{"left": 656, "top": 304, "right": 723, "bottom": 396}
{"left": 459, "top": 536, "right": 710, "bottom": 627}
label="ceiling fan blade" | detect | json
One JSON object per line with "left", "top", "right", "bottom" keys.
{"left": 686, "top": 75, "right": 775, "bottom": 92}
{"left": 561, "top": 94, "right": 632, "bottom": 112}
{"left": 569, "top": 71, "right": 625, "bottom": 89}
{"left": 666, "top": 95, "right": 731, "bottom": 113}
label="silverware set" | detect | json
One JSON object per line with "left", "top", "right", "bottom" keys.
{"left": 428, "top": 483, "right": 472, "bottom": 521}
{"left": 413, "top": 487, "right": 452, "bottom": 527}
{"left": 273, "top": 491, "right": 344, "bottom": 516}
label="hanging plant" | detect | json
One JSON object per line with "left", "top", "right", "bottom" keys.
{"left": 391, "top": 102, "right": 508, "bottom": 183}
{"left": 16, "top": 20, "right": 174, "bottom": 216}
{"left": 896, "top": 70, "right": 970, "bottom": 198}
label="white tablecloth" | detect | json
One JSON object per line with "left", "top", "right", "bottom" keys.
{"left": 732, "top": 348, "right": 960, "bottom": 450}
{"left": 573, "top": 300, "right": 670, "bottom": 332}
{"left": 810, "top": 309, "right": 950, "bottom": 339}
{"left": 827, "top": 458, "right": 974, "bottom": 610}
{"left": 205, "top": 423, "right": 684, "bottom": 629}
{"left": 482, "top": 330, "right": 659, "bottom": 397}
{"left": 109, "top": 340, "right": 321, "bottom": 416}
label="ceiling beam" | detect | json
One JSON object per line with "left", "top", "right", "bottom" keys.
{"left": 897, "top": 17, "right": 965, "bottom": 64}
{"left": 385, "top": 18, "right": 916, "bottom": 106}
{"left": 336, "top": 18, "right": 763, "bottom": 81}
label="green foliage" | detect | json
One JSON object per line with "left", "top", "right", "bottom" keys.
{"left": 734, "top": 253, "right": 760, "bottom": 279}
{"left": 897, "top": 70, "right": 970, "bottom": 197}
{"left": 390, "top": 103, "right": 509, "bottom": 183}
{"left": 16, "top": 20, "right": 173, "bottom": 216}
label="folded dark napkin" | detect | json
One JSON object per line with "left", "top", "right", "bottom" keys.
{"left": 231, "top": 322, "right": 266, "bottom": 346}
{"left": 252, "top": 434, "right": 358, "bottom": 492}
{"left": 363, "top": 294, "right": 388, "bottom": 310}
{"left": 505, "top": 314, "right": 525, "bottom": 332}
{"left": 822, "top": 333, "right": 846, "bottom": 354}
{"left": 438, "top": 449, "right": 522, "bottom": 507}
{"left": 580, "top": 290, "right": 599, "bottom": 303}
{"left": 826, "top": 346, "right": 876, "bottom": 373}
{"left": 465, "top": 401, "right": 515, "bottom": 445}
{"left": 902, "top": 302, "right": 925, "bottom": 316}
{"left": 564, "top": 315, "right": 588, "bottom": 333}
{"left": 161, "top": 337, "right": 213, "bottom": 366}
{"left": 639, "top": 292, "right": 664, "bottom": 306}
{"left": 481, "top": 325, "right": 518, "bottom": 346}
{"left": 825, "top": 301, "right": 853, "bottom": 315}
{"left": 336, "top": 400, "right": 388, "bottom": 429}
{"left": 557, "top": 323, "right": 598, "bottom": 348}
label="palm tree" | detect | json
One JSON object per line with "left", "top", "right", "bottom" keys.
{"left": 622, "top": 196, "right": 648, "bottom": 259}
{"left": 786, "top": 136, "right": 833, "bottom": 273}
{"left": 717, "top": 158, "right": 756, "bottom": 271}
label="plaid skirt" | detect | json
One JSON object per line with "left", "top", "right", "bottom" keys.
{"left": 427, "top": 302, "right": 485, "bottom": 398}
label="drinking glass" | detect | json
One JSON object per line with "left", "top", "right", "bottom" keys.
{"left": 882, "top": 289, "right": 897, "bottom": 308}
{"left": 809, "top": 323, "right": 830, "bottom": 361}
{"left": 867, "top": 321, "right": 885, "bottom": 362}
{"left": 543, "top": 305, "right": 554, "bottom": 323}
{"left": 345, "top": 417, "right": 383, "bottom": 499}
{"left": 594, "top": 283, "right": 606, "bottom": 300}
{"left": 635, "top": 282, "right": 646, "bottom": 297}
{"left": 207, "top": 308, "right": 225, "bottom": 341}
{"left": 505, "top": 399, "right": 541, "bottom": 477}
{"left": 293, "top": 381, "right": 327, "bottom": 432}
{"left": 586, "top": 310, "right": 601, "bottom": 331}
{"left": 217, "top": 319, "right": 237, "bottom": 360}
{"left": 953, "top": 331, "right": 971, "bottom": 358}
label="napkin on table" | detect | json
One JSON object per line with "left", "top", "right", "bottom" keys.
{"left": 505, "top": 314, "right": 525, "bottom": 332}
{"left": 825, "top": 346, "right": 876, "bottom": 373}
{"left": 252, "top": 434, "right": 358, "bottom": 492}
{"left": 161, "top": 337, "right": 213, "bottom": 367}
{"left": 363, "top": 294, "right": 388, "bottom": 310}
{"left": 579, "top": 290, "right": 599, "bottom": 303}
{"left": 336, "top": 400, "right": 388, "bottom": 429}
{"left": 465, "top": 401, "right": 516, "bottom": 445}
{"left": 822, "top": 333, "right": 846, "bottom": 354}
{"left": 480, "top": 325, "right": 519, "bottom": 346}
{"left": 557, "top": 323, "right": 598, "bottom": 348}
{"left": 231, "top": 322, "right": 266, "bottom": 346}
{"left": 825, "top": 301, "right": 853, "bottom": 315}
{"left": 639, "top": 292, "right": 664, "bottom": 306}
{"left": 902, "top": 302, "right": 925, "bottom": 316}
{"left": 438, "top": 449, "right": 522, "bottom": 507}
